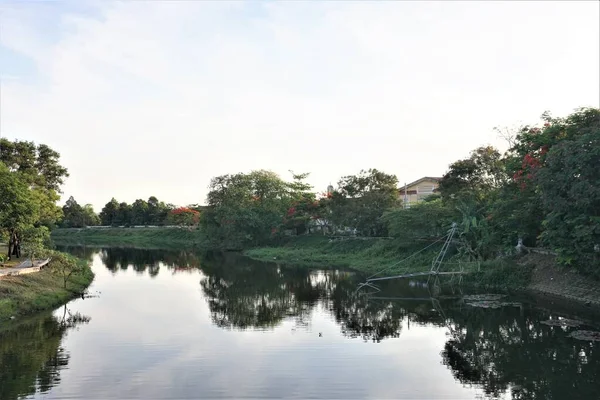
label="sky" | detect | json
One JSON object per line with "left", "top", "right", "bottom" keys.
{"left": 1, "top": 0, "right": 599, "bottom": 211}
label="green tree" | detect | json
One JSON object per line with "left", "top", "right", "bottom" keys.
{"left": 202, "top": 170, "right": 292, "bottom": 249}
{"left": 383, "top": 199, "right": 457, "bottom": 243}
{"left": 99, "top": 198, "right": 119, "bottom": 226}
{"left": 0, "top": 162, "right": 40, "bottom": 259}
{"left": 61, "top": 196, "right": 85, "bottom": 228}
{"left": 329, "top": 169, "right": 399, "bottom": 236}
{"left": 282, "top": 172, "right": 318, "bottom": 235}
{"left": 61, "top": 197, "right": 100, "bottom": 227}
{"left": 20, "top": 226, "right": 50, "bottom": 262}
{"left": 437, "top": 146, "right": 510, "bottom": 259}
{"left": 50, "top": 252, "right": 87, "bottom": 289}
{"left": 146, "top": 196, "right": 170, "bottom": 225}
{"left": 115, "top": 202, "right": 132, "bottom": 226}
{"left": 438, "top": 146, "right": 507, "bottom": 201}
{"left": 82, "top": 204, "right": 100, "bottom": 226}
{"left": 0, "top": 139, "right": 67, "bottom": 228}
{"left": 535, "top": 109, "right": 600, "bottom": 273}
{"left": 130, "top": 199, "right": 149, "bottom": 225}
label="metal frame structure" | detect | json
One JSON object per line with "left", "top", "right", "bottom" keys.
{"left": 356, "top": 223, "right": 461, "bottom": 293}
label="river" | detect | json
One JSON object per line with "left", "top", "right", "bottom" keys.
{"left": 1, "top": 246, "right": 600, "bottom": 400}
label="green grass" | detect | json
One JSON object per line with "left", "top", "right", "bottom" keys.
{"left": 51, "top": 228, "right": 535, "bottom": 290}
{"left": 246, "top": 236, "right": 533, "bottom": 290}
{"left": 245, "top": 235, "right": 460, "bottom": 275}
{"left": 461, "top": 258, "right": 534, "bottom": 290}
{"left": 0, "top": 258, "right": 94, "bottom": 322}
{"left": 51, "top": 227, "right": 206, "bottom": 249}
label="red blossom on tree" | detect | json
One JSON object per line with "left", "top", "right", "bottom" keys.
{"left": 168, "top": 207, "right": 200, "bottom": 226}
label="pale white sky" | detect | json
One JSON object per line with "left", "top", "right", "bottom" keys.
{"left": 1, "top": 0, "right": 599, "bottom": 210}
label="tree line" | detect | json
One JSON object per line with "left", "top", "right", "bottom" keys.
{"left": 5, "top": 107, "right": 597, "bottom": 276}
{"left": 201, "top": 108, "right": 600, "bottom": 277}
{"left": 60, "top": 196, "right": 202, "bottom": 228}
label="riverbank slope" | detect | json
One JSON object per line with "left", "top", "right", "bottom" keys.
{"left": 245, "top": 235, "right": 445, "bottom": 273}
{"left": 0, "top": 254, "right": 94, "bottom": 322}
{"left": 51, "top": 228, "right": 600, "bottom": 306}
{"left": 51, "top": 227, "right": 205, "bottom": 249}
{"left": 245, "top": 235, "right": 533, "bottom": 287}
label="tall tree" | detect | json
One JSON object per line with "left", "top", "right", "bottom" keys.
{"left": 0, "top": 162, "right": 40, "bottom": 259}
{"left": 329, "top": 169, "right": 399, "bottom": 236}
{"left": 130, "top": 199, "right": 149, "bottom": 226}
{"left": 60, "top": 197, "right": 99, "bottom": 228}
{"left": 534, "top": 108, "right": 600, "bottom": 273}
{"left": 99, "top": 198, "right": 119, "bottom": 226}
{"left": 438, "top": 146, "right": 507, "bottom": 201}
{"left": 0, "top": 139, "right": 68, "bottom": 229}
{"left": 61, "top": 196, "right": 85, "bottom": 228}
{"left": 282, "top": 172, "right": 318, "bottom": 235}
{"left": 202, "top": 170, "right": 292, "bottom": 249}
{"left": 82, "top": 204, "right": 100, "bottom": 226}
{"left": 115, "top": 202, "right": 132, "bottom": 226}
{"left": 146, "top": 196, "right": 170, "bottom": 225}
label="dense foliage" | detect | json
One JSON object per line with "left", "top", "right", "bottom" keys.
{"left": 200, "top": 170, "right": 312, "bottom": 249}
{"left": 198, "top": 108, "right": 599, "bottom": 276}
{"left": 0, "top": 139, "right": 68, "bottom": 259}
{"left": 433, "top": 107, "right": 600, "bottom": 273}
{"left": 98, "top": 196, "right": 174, "bottom": 226}
{"left": 60, "top": 196, "right": 100, "bottom": 228}
{"left": 48, "top": 107, "right": 599, "bottom": 278}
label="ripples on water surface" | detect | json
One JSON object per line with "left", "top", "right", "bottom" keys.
{"left": 1, "top": 247, "right": 600, "bottom": 400}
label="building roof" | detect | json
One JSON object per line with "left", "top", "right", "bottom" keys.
{"left": 402, "top": 176, "right": 442, "bottom": 188}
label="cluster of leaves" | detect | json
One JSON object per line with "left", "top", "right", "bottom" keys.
{"left": 328, "top": 169, "right": 400, "bottom": 237}
{"left": 166, "top": 207, "right": 201, "bottom": 227}
{"left": 98, "top": 196, "right": 174, "bottom": 227}
{"left": 47, "top": 250, "right": 88, "bottom": 288}
{"left": 200, "top": 168, "right": 404, "bottom": 249}
{"left": 0, "top": 139, "right": 68, "bottom": 259}
{"left": 201, "top": 170, "right": 309, "bottom": 249}
{"left": 430, "top": 107, "right": 600, "bottom": 274}
{"left": 60, "top": 196, "right": 100, "bottom": 228}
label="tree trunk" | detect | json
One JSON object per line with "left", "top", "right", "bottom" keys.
{"left": 7, "top": 231, "right": 13, "bottom": 260}
{"left": 14, "top": 233, "right": 21, "bottom": 258}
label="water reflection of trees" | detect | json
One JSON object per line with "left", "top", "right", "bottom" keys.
{"left": 199, "top": 252, "right": 333, "bottom": 330}
{"left": 194, "top": 253, "right": 600, "bottom": 399}
{"left": 98, "top": 247, "right": 202, "bottom": 277}
{"left": 86, "top": 247, "right": 600, "bottom": 399}
{"left": 441, "top": 305, "right": 600, "bottom": 400}
{"left": 198, "top": 253, "right": 448, "bottom": 341}
{"left": 54, "top": 245, "right": 96, "bottom": 263}
{"left": 0, "top": 308, "right": 91, "bottom": 400}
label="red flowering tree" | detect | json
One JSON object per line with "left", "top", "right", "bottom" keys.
{"left": 166, "top": 207, "right": 200, "bottom": 227}
{"left": 282, "top": 194, "right": 324, "bottom": 235}
{"left": 491, "top": 107, "right": 599, "bottom": 254}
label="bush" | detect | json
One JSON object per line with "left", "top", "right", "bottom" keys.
{"left": 462, "top": 258, "right": 533, "bottom": 289}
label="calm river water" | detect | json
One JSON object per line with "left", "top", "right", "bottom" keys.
{"left": 2, "top": 246, "right": 600, "bottom": 400}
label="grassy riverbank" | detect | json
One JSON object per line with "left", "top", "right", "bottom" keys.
{"left": 51, "top": 227, "right": 598, "bottom": 302}
{"left": 246, "top": 235, "right": 536, "bottom": 290}
{"left": 246, "top": 236, "right": 433, "bottom": 273}
{"left": 51, "top": 227, "right": 205, "bottom": 249}
{"left": 0, "top": 255, "right": 94, "bottom": 322}
{"left": 246, "top": 235, "right": 467, "bottom": 273}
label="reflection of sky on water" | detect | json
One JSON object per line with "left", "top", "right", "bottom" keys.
{"left": 33, "top": 252, "right": 484, "bottom": 399}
